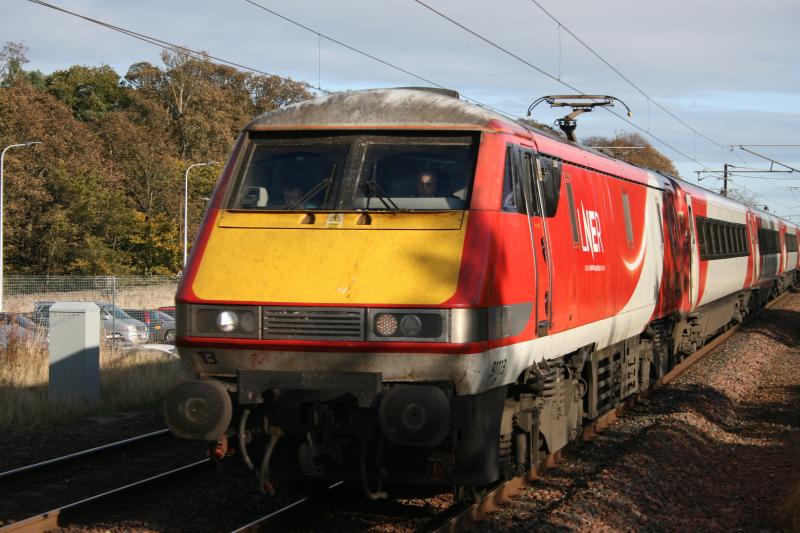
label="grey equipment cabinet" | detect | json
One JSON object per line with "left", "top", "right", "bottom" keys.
{"left": 48, "top": 302, "right": 101, "bottom": 403}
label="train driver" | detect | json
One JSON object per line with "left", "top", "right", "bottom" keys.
{"left": 281, "top": 182, "right": 316, "bottom": 209}
{"left": 416, "top": 171, "right": 439, "bottom": 197}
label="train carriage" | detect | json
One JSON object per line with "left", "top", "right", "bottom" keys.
{"left": 165, "top": 88, "right": 798, "bottom": 496}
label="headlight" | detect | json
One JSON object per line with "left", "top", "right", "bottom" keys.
{"left": 217, "top": 311, "right": 237, "bottom": 332}
{"left": 374, "top": 313, "right": 399, "bottom": 336}
{"left": 192, "top": 306, "right": 259, "bottom": 338}
{"left": 369, "top": 310, "right": 447, "bottom": 341}
{"left": 399, "top": 314, "right": 422, "bottom": 337}
{"left": 127, "top": 325, "right": 136, "bottom": 332}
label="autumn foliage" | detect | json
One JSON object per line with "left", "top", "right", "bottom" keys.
{"left": 583, "top": 132, "right": 679, "bottom": 176}
{"left": 0, "top": 44, "right": 311, "bottom": 275}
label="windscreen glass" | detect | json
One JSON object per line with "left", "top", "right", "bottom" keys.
{"left": 232, "top": 140, "right": 349, "bottom": 210}
{"left": 352, "top": 139, "right": 473, "bottom": 210}
{"left": 230, "top": 133, "right": 477, "bottom": 211}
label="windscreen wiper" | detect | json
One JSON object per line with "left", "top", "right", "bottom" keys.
{"left": 285, "top": 164, "right": 336, "bottom": 210}
{"left": 361, "top": 164, "right": 400, "bottom": 211}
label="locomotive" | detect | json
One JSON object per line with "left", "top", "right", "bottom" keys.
{"left": 164, "top": 88, "right": 799, "bottom": 497}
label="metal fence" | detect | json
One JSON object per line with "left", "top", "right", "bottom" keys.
{"left": 3, "top": 275, "right": 178, "bottom": 315}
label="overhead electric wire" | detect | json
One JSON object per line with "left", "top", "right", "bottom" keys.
{"left": 737, "top": 146, "right": 800, "bottom": 173}
{"left": 413, "top": 0, "right": 800, "bottom": 215}
{"left": 28, "top": 0, "right": 794, "bottom": 216}
{"left": 700, "top": 152, "right": 797, "bottom": 207}
{"left": 524, "top": 2, "right": 800, "bottom": 207}
{"left": 726, "top": 176, "right": 800, "bottom": 181}
{"left": 30, "top": 0, "right": 726, "bottom": 178}
{"left": 722, "top": 174, "right": 795, "bottom": 180}
{"left": 27, "top": 0, "right": 331, "bottom": 94}
{"left": 239, "top": 0, "right": 520, "bottom": 121}
{"left": 726, "top": 146, "right": 800, "bottom": 202}
{"left": 527, "top": 0, "right": 726, "bottom": 150}
{"left": 724, "top": 176, "right": 794, "bottom": 211}
{"left": 244, "top": 0, "right": 739, "bottom": 185}
{"left": 411, "top": 0, "right": 719, "bottom": 176}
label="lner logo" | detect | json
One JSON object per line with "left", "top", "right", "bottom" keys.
{"left": 579, "top": 203, "right": 604, "bottom": 258}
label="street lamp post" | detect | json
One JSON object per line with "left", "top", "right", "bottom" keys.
{"left": 0, "top": 141, "right": 41, "bottom": 312}
{"left": 183, "top": 162, "right": 218, "bottom": 268}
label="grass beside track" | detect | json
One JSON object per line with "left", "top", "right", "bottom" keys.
{"left": 0, "top": 332, "right": 185, "bottom": 430}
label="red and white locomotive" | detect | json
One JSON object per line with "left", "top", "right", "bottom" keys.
{"left": 165, "top": 88, "right": 798, "bottom": 495}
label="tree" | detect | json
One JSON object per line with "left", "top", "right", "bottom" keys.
{"left": 246, "top": 73, "right": 313, "bottom": 116}
{"left": 583, "top": 132, "right": 679, "bottom": 176}
{"left": 0, "top": 82, "right": 133, "bottom": 274}
{"left": 0, "top": 42, "right": 29, "bottom": 87}
{"left": 0, "top": 48, "right": 315, "bottom": 274}
{"left": 516, "top": 118, "right": 565, "bottom": 138}
{"left": 726, "top": 189, "right": 762, "bottom": 209}
{"left": 45, "top": 65, "right": 130, "bottom": 121}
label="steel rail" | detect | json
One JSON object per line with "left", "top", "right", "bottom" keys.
{"left": 418, "top": 290, "right": 792, "bottom": 533}
{"left": 0, "top": 459, "right": 212, "bottom": 533}
{"left": 0, "top": 428, "right": 171, "bottom": 482}
{"left": 660, "top": 291, "right": 788, "bottom": 385}
{"left": 229, "top": 480, "right": 345, "bottom": 533}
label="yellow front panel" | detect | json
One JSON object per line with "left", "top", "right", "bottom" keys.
{"left": 192, "top": 211, "right": 468, "bottom": 305}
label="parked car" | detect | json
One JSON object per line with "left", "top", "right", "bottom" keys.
{"left": 0, "top": 312, "right": 40, "bottom": 332}
{"left": 0, "top": 311, "right": 45, "bottom": 343}
{"left": 0, "top": 323, "right": 38, "bottom": 349}
{"left": 123, "top": 309, "right": 175, "bottom": 343}
{"left": 33, "top": 301, "right": 149, "bottom": 344}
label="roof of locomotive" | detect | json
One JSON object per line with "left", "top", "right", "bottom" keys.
{"left": 246, "top": 88, "right": 521, "bottom": 132}
{"left": 245, "top": 88, "right": 655, "bottom": 184}
{"left": 245, "top": 89, "right": 796, "bottom": 229}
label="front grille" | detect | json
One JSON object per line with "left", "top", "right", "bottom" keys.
{"left": 262, "top": 307, "right": 365, "bottom": 341}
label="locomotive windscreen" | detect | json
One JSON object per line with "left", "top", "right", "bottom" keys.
{"left": 230, "top": 132, "right": 478, "bottom": 211}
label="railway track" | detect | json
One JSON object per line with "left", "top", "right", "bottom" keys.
{"left": 0, "top": 460, "right": 213, "bottom": 532}
{"left": 415, "top": 291, "right": 791, "bottom": 533}
{"left": 229, "top": 481, "right": 345, "bottom": 533}
{"left": 0, "top": 428, "right": 211, "bottom": 531}
{"left": 2, "top": 294, "right": 791, "bottom": 532}
{"left": 0, "top": 428, "right": 171, "bottom": 484}
{"left": 2, "top": 426, "right": 339, "bottom": 533}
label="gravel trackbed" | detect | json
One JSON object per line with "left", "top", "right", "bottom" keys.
{"left": 479, "top": 292, "right": 800, "bottom": 532}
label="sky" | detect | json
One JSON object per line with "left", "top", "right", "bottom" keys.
{"left": 3, "top": 0, "right": 800, "bottom": 218}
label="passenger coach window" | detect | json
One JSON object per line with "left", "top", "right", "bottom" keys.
{"left": 697, "top": 215, "right": 749, "bottom": 260}
{"left": 758, "top": 227, "right": 780, "bottom": 255}
{"left": 725, "top": 226, "right": 733, "bottom": 254}
{"left": 696, "top": 218, "right": 707, "bottom": 256}
{"left": 787, "top": 233, "right": 799, "bottom": 253}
